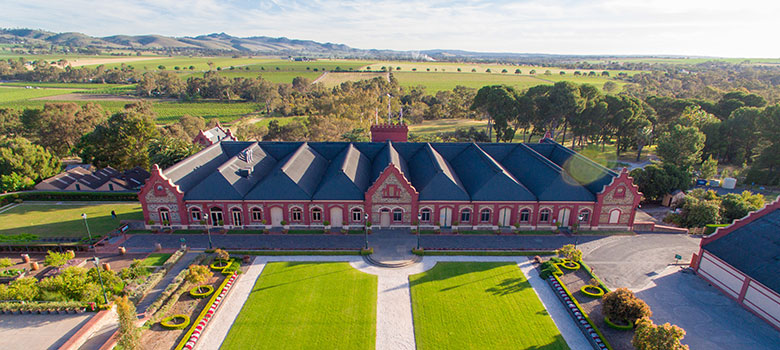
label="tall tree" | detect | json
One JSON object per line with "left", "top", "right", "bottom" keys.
{"left": 76, "top": 102, "right": 159, "bottom": 170}
{"left": 547, "top": 81, "right": 585, "bottom": 144}
{"left": 0, "top": 136, "right": 60, "bottom": 190}
{"left": 148, "top": 137, "right": 199, "bottom": 169}
{"left": 471, "top": 85, "right": 519, "bottom": 142}
{"left": 21, "top": 103, "right": 107, "bottom": 156}
{"left": 657, "top": 124, "right": 705, "bottom": 171}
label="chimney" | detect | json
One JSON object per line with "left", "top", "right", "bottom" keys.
{"left": 370, "top": 123, "right": 408, "bottom": 143}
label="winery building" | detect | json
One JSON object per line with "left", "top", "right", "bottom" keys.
{"left": 140, "top": 124, "right": 641, "bottom": 231}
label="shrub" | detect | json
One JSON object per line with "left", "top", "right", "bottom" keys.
{"left": 539, "top": 260, "right": 563, "bottom": 279}
{"left": 0, "top": 257, "right": 13, "bottom": 268}
{"left": 45, "top": 250, "right": 74, "bottom": 267}
{"left": 556, "top": 244, "right": 582, "bottom": 261}
{"left": 116, "top": 296, "right": 140, "bottom": 349}
{"left": 602, "top": 288, "right": 652, "bottom": 324}
{"left": 189, "top": 285, "right": 214, "bottom": 298}
{"left": 632, "top": 317, "right": 689, "bottom": 350}
{"left": 1, "top": 276, "right": 39, "bottom": 300}
{"left": 160, "top": 314, "right": 190, "bottom": 330}
{"left": 214, "top": 248, "right": 230, "bottom": 262}
{"left": 185, "top": 265, "right": 213, "bottom": 291}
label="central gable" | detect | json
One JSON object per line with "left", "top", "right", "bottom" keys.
{"left": 366, "top": 163, "right": 418, "bottom": 205}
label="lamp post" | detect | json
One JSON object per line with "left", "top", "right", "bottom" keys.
{"left": 81, "top": 214, "right": 108, "bottom": 305}
{"left": 207, "top": 221, "right": 213, "bottom": 250}
{"left": 416, "top": 214, "right": 422, "bottom": 250}
{"left": 364, "top": 213, "right": 369, "bottom": 249}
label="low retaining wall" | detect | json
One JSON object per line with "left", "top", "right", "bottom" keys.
{"left": 633, "top": 221, "right": 688, "bottom": 234}
{"left": 59, "top": 306, "right": 117, "bottom": 350}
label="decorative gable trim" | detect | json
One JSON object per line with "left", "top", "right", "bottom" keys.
{"left": 701, "top": 198, "right": 780, "bottom": 246}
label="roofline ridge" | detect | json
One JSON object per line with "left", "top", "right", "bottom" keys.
{"left": 701, "top": 197, "right": 780, "bottom": 246}
{"left": 216, "top": 141, "right": 262, "bottom": 172}
{"left": 162, "top": 141, "right": 223, "bottom": 176}
{"left": 543, "top": 139, "right": 618, "bottom": 176}
{"left": 473, "top": 143, "right": 521, "bottom": 184}
{"left": 425, "top": 143, "right": 468, "bottom": 192}
{"left": 516, "top": 143, "right": 565, "bottom": 172}
{"left": 280, "top": 141, "right": 312, "bottom": 174}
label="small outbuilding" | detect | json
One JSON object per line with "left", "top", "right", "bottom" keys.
{"left": 692, "top": 198, "right": 780, "bottom": 331}
{"left": 661, "top": 189, "right": 686, "bottom": 207}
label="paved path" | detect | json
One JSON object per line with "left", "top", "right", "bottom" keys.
{"left": 0, "top": 313, "right": 93, "bottom": 350}
{"left": 136, "top": 251, "right": 200, "bottom": 316}
{"left": 196, "top": 255, "right": 590, "bottom": 350}
{"left": 368, "top": 228, "right": 416, "bottom": 264}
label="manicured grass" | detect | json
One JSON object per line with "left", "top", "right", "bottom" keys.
{"left": 410, "top": 262, "right": 569, "bottom": 350}
{"left": 140, "top": 253, "right": 171, "bottom": 266}
{"left": 409, "top": 118, "right": 489, "bottom": 136}
{"left": 0, "top": 203, "right": 143, "bottom": 237}
{"left": 222, "top": 262, "right": 377, "bottom": 350}
{"left": 416, "top": 250, "right": 556, "bottom": 256}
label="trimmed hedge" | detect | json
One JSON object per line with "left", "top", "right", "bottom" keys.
{"left": 580, "top": 285, "right": 605, "bottom": 298}
{"left": 0, "top": 301, "right": 88, "bottom": 313}
{"left": 160, "top": 314, "right": 190, "bottom": 330}
{"left": 204, "top": 249, "right": 360, "bottom": 256}
{"left": 550, "top": 274, "right": 613, "bottom": 350}
{"left": 0, "top": 191, "right": 138, "bottom": 206}
{"left": 580, "top": 260, "right": 611, "bottom": 293}
{"left": 210, "top": 260, "right": 230, "bottom": 270}
{"left": 416, "top": 250, "right": 556, "bottom": 257}
{"left": 221, "top": 259, "right": 240, "bottom": 276}
{"left": 604, "top": 316, "right": 634, "bottom": 330}
{"left": 175, "top": 272, "right": 236, "bottom": 350}
{"left": 189, "top": 285, "right": 214, "bottom": 298}
{"left": 560, "top": 260, "right": 581, "bottom": 271}
{"left": 704, "top": 224, "right": 730, "bottom": 235}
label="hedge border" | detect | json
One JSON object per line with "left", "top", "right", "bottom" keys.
{"left": 580, "top": 285, "right": 605, "bottom": 298}
{"left": 560, "top": 261, "right": 581, "bottom": 271}
{"left": 0, "top": 191, "right": 138, "bottom": 206}
{"left": 413, "top": 250, "right": 556, "bottom": 256}
{"left": 604, "top": 316, "right": 634, "bottom": 331}
{"left": 175, "top": 272, "right": 238, "bottom": 350}
{"left": 209, "top": 260, "right": 230, "bottom": 270}
{"left": 204, "top": 249, "right": 360, "bottom": 256}
{"left": 160, "top": 314, "right": 190, "bottom": 330}
{"left": 189, "top": 285, "right": 214, "bottom": 298}
{"left": 550, "top": 274, "right": 613, "bottom": 350}
{"left": 580, "top": 260, "right": 611, "bottom": 293}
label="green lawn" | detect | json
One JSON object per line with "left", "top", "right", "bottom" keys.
{"left": 410, "top": 262, "right": 568, "bottom": 350}
{"left": 221, "top": 262, "right": 377, "bottom": 350}
{"left": 0, "top": 203, "right": 143, "bottom": 237}
{"left": 140, "top": 253, "right": 171, "bottom": 266}
{"left": 0, "top": 87, "right": 79, "bottom": 103}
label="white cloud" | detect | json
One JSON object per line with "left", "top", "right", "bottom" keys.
{"left": 2, "top": 0, "right": 778, "bottom": 57}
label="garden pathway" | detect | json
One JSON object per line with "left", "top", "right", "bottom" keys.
{"left": 136, "top": 251, "right": 200, "bottom": 317}
{"left": 195, "top": 255, "right": 590, "bottom": 350}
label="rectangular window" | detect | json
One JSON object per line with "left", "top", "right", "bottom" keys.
{"left": 352, "top": 210, "right": 362, "bottom": 222}
{"left": 291, "top": 210, "right": 302, "bottom": 222}
{"left": 252, "top": 210, "right": 262, "bottom": 221}
{"left": 393, "top": 211, "right": 403, "bottom": 222}
{"left": 192, "top": 211, "right": 201, "bottom": 221}
{"left": 540, "top": 211, "right": 550, "bottom": 222}
{"left": 520, "top": 211, "right": 530, "bottom": 222}
{"left": 579, "top": 211, "right": 589, "bottom": 223}
{"left": 420, "top": 211, "right": 430, "bottom": 222}
{"left": 312, "top": 210, "right": 322, "bottom": 222}
{"left": 460, "top": 211, "right": 470, "bottom": 223}
{"left": 480, "top": 210, "right": 490, "bottom": 222}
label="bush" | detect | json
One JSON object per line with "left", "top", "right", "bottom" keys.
{"left": 160, "top": 314, "right": 190, "bottom": 330}
{"left": 185, "top": 265, "right": 213, "bottom": 286}
{"left": 0, "top": 257, "right": 13, "bottom": 268}
{"left": 189, "top": 285, "right": 214, "bottom": 298}
{"left": 602, "top": 288, "right": 652, "bottom": 324}
{"left": 539, "top": 260, "right": 563, "bottom": 279}
{"left": 556, "top": 244, "right": 582, "bottom": 261}
{"left": 214, "top": 248, "right": 230, "bottom": 262}
{"left": 580, "top": 284, "right": 604, "bottom": 297}
{"left": 632, "top": 317, "right": 689, "bottom": 350}
{"left": 44, "top": 250, "right": 74, "bottom": 267}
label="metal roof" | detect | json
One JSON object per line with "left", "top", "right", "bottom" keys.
{"left": 160, "top": 140, "right": 618, "bottom": 202}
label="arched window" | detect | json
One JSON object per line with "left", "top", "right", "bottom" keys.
{"left": 460, "top": 209, "right": 471, "bottom": 223}
{"left": 579, "top": 209, "right": 591, "bottom": 223}
{"left": 393, "top": 208, "right": 403, "bottom": 222}
{"left": 519, "top": 209, "right": 531, "bottom": 222}
{"left": 420, "top": 208, "right": 431, "bottom": 223}
{"left": 251, "top": 207, "right": 262, "bottom": 221}
{"left": 614, "top": 186, "right": 626, "bottom": 198}
{"left": 231, "top": 208, "right": 242, "bottom": 226}
{"left": 351, "top": 208, "right": 363, "bottom": 222}
{"left": 159, "top": 208, "right": 170, "bottom": 224}
{"left": 311, "top": 207, "right": 322, "bottom": 222}
{"left": 539, "top": 209, "right": 551, "bottom": 223}
{"left": 480, "top": 208, "right": 491, "bottom": 222}
{"left": 190, "top": 208, "right": 202, "bottom": 222}
{"left": 291, "top": 207, "right": 302, "bottom": 222}
{"left": 609, "top": 209, "right": 621, "bottom": 224}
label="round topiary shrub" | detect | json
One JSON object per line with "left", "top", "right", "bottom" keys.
{"left": 604, "top": 315, "right": 634, "bottom": 330}
{"left": 580, "top": 284, "right": 605, "bottom": 297}
{"left": 602, "top": 287, "right": 652, "bottom": 325}
{"left": 189, "top": 285, "right": 214, "bottom": 298}
{"left": 559, "top": 260, "right": 581, "bottom": 271}
{"left": 160, "top": 314, "right": 190, "bottom": 330}
{"left": 210, "top": 260, "right": 230, "bottom": 270}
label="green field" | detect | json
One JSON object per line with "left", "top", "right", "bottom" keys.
{"left": 140, "top": 253, "right": 171, "bottom": 266}
{"left": 409, "top": 118, "right": 489, "bottom": 135}
{"left": 0, "top": 87, "right": 79, "bottom": 103}
{"left": 221, "top": 262, "right": 377, "bottom": 350}
{"left": 0, "top": 82, "right": 130, "bottom": 89}
{"left": 409, "top": 262, "right": 568, "bottom": 350}
{"left": 0, "top": 203, "right": 143, "bottom": 237}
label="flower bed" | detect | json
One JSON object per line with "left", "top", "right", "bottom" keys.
{"left": 175, "top": 272, "right": 239, "bottom": 350}
{"left": 604, "top": 316, "right": 634, "bottom": 331}
{"left": 548, "top": 275, "right": 612, "bottom": 350}
{"left": 580, "top": 285, "right": 605, "bottom": 298}
{"left": 189, "top": 285, "right": 214, "bottom": 298}
{"left": 161, "top": 314, "right": 190, "bottom": 330}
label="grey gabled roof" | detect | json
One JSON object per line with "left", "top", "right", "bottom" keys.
{"left": 406, "top": 143, "right": 469, "bottom": 201}
{"left": 529, "top": 139, "right": 617, "bottom": 194}
{"left": 246, "top": 142, "right": 328, "bottom": 200}
{"left": 313, "top": 144, "right": 371, "bottom": 200}
{"left": 704, "top": 208, "right": 780, "bottom": 294}
{"left": 158, "top": 140, "right": 619, "bottom": 203}
{"left": 486, "top": 143, "right": 596, "bottom": 202}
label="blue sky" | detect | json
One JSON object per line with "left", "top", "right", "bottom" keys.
{"left": 3, "top": 0, "right": 778, "bottom": 57}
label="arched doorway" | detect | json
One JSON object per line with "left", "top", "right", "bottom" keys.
{"left": 330, "top": 207, "right": 343, "bottom": 228}
{"left": 231, "top": 208, "right": 242, "bottom": 227}
{"left": 210, "top": 207, "right": 223, "bottom": 226}
{"left": 271, "top": 207, "right": 283, "bottom": 227}
{"left": 380, "top": 208, "right": 391, "bottom": 227}
{"left": 498, "top": 208, "right": 511, "bottom": 227}
{"left": 558, "top": 208, "right": 571, "bottom": 228}
{"left": 609, "top": 209, "right": 621, "bottom": 224}
{"left": 439, "top": 207, "right": 452, "bottom": 227}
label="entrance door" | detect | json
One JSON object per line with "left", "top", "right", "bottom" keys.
{"left": 558, "top": 208, "right": 571, "bottom": 228}
{"left": 380, "top": 210, "right": 391, "bottom": 227}
{"left": 271, "top": 207, "right": 283, "bottom": 227}
{"left": 439, "top": 208, "right": 452, "bottom": 227}
{"left": 498, "top": 208, "right": 511, "bottom": 227}
{"left": 210, "top": 208, "right": 223, "bottom": 226}
{"left": 330, "top": 207, "right": 343, "bottom": 228}
{"left": 231, "top": 209, "right": 242, "bottom": 227}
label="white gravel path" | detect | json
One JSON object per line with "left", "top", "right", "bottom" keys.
{"left": 195, "top": 255, "right": 590, "bottom": 350}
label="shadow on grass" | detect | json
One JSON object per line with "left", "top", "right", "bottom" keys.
{"left": 410, "top": 262, "right": 520, "bottom": 292}
{"left": 0, "top": 204, "right": 142, "bottom": 237}
{"left": 252, "top": 262, "right": 355, "bottom": 292}
{"left": 484, "top": 277, "right": 531, "bottom": 295}
{"left": 525, "top": 334, "right": 568, "bottom": 350}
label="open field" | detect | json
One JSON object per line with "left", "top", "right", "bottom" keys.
{"left": 409, "top": 262, "right": 568, "bottom": 350}
{"left": 409, "top": 118, "right": 489, "bottom": 135}
{"left": 315, "top": 72, "right": 388, "bottom": 87}
{"left": 221, "top": 262, "right": 377, "bottom": 350}
{"left": 0, "top": 86, "right": 80, "bottom": 103}
{"left": 0, "top": 203, "right": 143, "bottom": 237}
{"left": 0, "top": 82, "right": 131, "bottom": 89}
